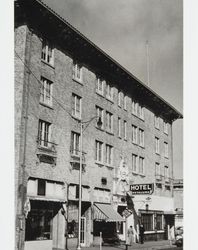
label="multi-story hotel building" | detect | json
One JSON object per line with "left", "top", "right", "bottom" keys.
{"left": 15, "top": 1, "right": 183, "bottom": 250}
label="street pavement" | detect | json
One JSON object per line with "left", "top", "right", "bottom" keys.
{"left": 78, "top": 240, "right": 178, "bottom": 250}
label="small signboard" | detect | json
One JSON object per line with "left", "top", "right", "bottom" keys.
{"left": 130, "top": 183, "right": 154, "bottom": 195}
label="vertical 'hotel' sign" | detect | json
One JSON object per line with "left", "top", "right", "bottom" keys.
{"left": 130, "top": 183, "right": 154, "bottom": 194}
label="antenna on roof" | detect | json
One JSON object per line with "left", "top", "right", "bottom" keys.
{"left": 146, "top": 40, "right": 150, "bottom": 87}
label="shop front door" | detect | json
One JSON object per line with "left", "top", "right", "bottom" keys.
{"left": 80, "top": 217, "right": 86, "bottom": 246}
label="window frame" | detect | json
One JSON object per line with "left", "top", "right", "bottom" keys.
{"left": 132, "top": 154, "right": 138, "bottom": 173}
{"left": 72, "top": 93, "right": 82, "bottom": 119}
{"left": 106, "top": 83, "right": 113, "bottom": 101}
{"left": 154, "top": 116, "right": 160, "bottom": 129}
{"left": 124, "top": 95, "right": 127, "bottom": 110}
{"left": 124, "top": 120, "right": 127, "bottom": 140}
{"left": 139, "top": 156, "right": 145, "bottom": 175}
{"left": 38, "top": 120, "right": 51, "bottom": 148}
{"left": 118, "top": 117, "right": 121, "bottom": 138}
{"left": 71, "top": 131, "right": 80, "bottom": 156}
{"left": 164, "top": 142, "right": 169, "bottom": 158}
{"left": 73, "top": 62, "right": 83, "bottom": 83}
{"left": 96, "top": 77, "right": 104, "bottom": 95}
{"left": 106, "top": 111, "right": 113, "bottom": 133}
{"left": 155, "top": 137, "right": 160, "bottom": 154}
{"left": 139, "top": 128, "right": 145, "bottom": 147}
{"left": 132, "top": 125, "right": 138, "bottom": 144}
{"left": 163, "top": 122, "right": 169, "bottom": 135}
{"left": 41, "top": 40, "right": 54, "bottom": 66}
{"left": 96, "top": 106, "right": 104, "bottom": 129}
{"left": 40, "top": 76, "right": 53, "bottom": 106}
{"left": 95, "top": 140, "right": 103, "bottom": 163}
{"left": 105, "top": 144, "right": 113, "bottom": 166}
{"left": 118, "top": 91, "right": 122, "bottom": 107}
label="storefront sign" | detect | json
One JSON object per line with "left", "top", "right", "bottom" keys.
{"left": 130, "top": 183, "right": 154, "bottom": 194}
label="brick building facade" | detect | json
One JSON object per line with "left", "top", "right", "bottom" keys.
{"left": 15, "top": 1, "right": 182, "bottom": 250}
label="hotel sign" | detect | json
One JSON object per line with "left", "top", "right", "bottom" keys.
{"left": 130, "top": 183, "right": 154, "bottom": 195}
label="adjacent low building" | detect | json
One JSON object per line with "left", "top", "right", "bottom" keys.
{"left": 173, "top": 179, "right": 183, "bottom": 229}
{"left": 15, "top": 0, "right": 183, "bottom": 250}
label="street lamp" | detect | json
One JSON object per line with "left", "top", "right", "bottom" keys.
{"left": 77, "top": 116, "right": 102, "bottom": 250}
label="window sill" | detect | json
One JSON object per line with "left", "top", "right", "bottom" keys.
{"left": 132, "top": 141, "right": 138, "bottom": 146}
{"left": 40, "top": 102, "right": 53, "bottom": 109}
{"left": 164, "top": 156, "right": 169, "bottom": 159}
{"left": 118, "top": 136, "right": 122, "bottom": 139}
{"left": 72, "top": 77, "right": 83, "bottom": 85}
{"left": 139, "top": 173, "right": 146, "bottom": 177}
{"left": 95, "top": 161, "right": 104, "bottom": 167}
{"left": 124, "top": 138, "right": 127, "bottom": 142}
{"left": 106, "top": 164, "right": 114, "bottom": 169}
{"left": 106, "top": 96, "right": 114, "bottom": 103}
{"left": 155, "top": 152, "right": 160, "bottom": 156}
{"left": 155, "top": 127, "right": 160, "bottom": 130}
{"left": 96, "top": 90, "right": 105, "bottom": 98}
{"left": 139, "top": 145, "right": 145, "bottom": 149}
{"left": 164, "top": 132, "right": 168, "bottom": 135}
{"left": 106, "top": 130, "right": 114, "bottom": 136}
{"left": 41, "top": 59, "right": 55, "bottom": 69}
{"left": 96, "top": 126, "right": 105, "bottom": 132}
{"left": 132, "top": 171, "right": 138, "bottom": 175}
{"left": 71, "top": 114, "right": 81, "bottom": 122}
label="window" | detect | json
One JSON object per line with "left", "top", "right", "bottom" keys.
{"left": 105, "top": 144, "right": 113, "bottom": 165}
{"left": 124, "top": 121, "right": 127, "bottom": 140}
{"left": 132, "top": 125, "right": 138, "bottom": 144}
{"left": 132, "top": 154, "right": 138, "bottom": 173}
{"left": 163, "top": 122, "right": 169, "bottom": 134}
{"left": 106, "top": 83, "right": 113, "bottom": 101}
{"left": 96, "top": 77, "right": 104, "bottom": 95}
{"left": 141, "top": 214, "right": 153, "bottom": 231}
{"left": 124, "top": 95, "right": 127, "bottom": 110}
{"left": 73, "top": 62, "right": 83, "bottom": 82}
{"left": 139, "top": 105, "right": 144, "bottom": 120}
{"left": 25, "top": 209, "right": 53, "bottom": 241}
{"left": 164, "top": 142, "right": 169, "bottom": 158}
{"left": 95, "top": 140, "right": 103, "bottom": 163}
{"left": 155, "top": 163, "right": 161, "bottom": 177}
{"left": 72, "top": 93, "right": 81, "bottom": 119}
{"left": 132, "top": 101, "right": 138, "bottom": 116}
{"left": 38, "top": 120, "right": 51, "bottom": 147}
{"left": 41, "top": 40, "right": 54, "bottom": 65}
{"left": 118, "top": 91, "right": 122, "bottom": 107}
{"left": 71, "top": 132, "right": 80, "bottom": 156}
{"left": 106, "top": 111, "right": 113, "bottom": 133}
{"left": 118, "top": 117, "right": 121, "bottom": 138}
{"left": 164, "top": 166, "right": 169, "bottom": 180}
{"left": 40, "top": 77, "right": 53, "bottom": 106}
{"left": 139, "top": 157, "right": 145, "bottom": 175}
{"left": 96, "top": 106, "right": 104, "bottom": 129}
{"left": 139, "top": 129, "right": 144, "bottom": 147}
{"left": 155, "top": 137, "right": 160, "bottom": 154}
{"left": 154, "top": 116, "right": 160, "bottom": 129}
{"left": 156, "top": 214, "right": 163, "bottom": 230}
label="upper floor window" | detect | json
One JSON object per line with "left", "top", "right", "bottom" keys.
{"left": 96, "top": 106, "right": 104, "bottom": 129}
{"left": 95, "top": 140, "right": 103, "bottom": 163}
{"left": 96, "top": 77, "right": 104, "bottom": 95}
{"left": 132, "top": 154, "right": 138, "bottom": 173}
{"left": 38, "top": 120, "right": 51, "bottom": 148}
{"left": 154, "top": 116, "right": 160, "bottom": 129}
{"left": 118, "top": 91, "right": 122, "bottom": 107}
{"left": 164, "top": 166, "right": 169, "bottom": 179}
{"left": 73, "top": 62, "right": 83, "bottom": 82}
{"left": 132, "top": 101, "right": 138, "bottom": 116}
{"left": 124, "top": 95, "right": 127, "bottom": 110}
{"left": 139, "top": 129, "right": 144, "bottom": 147}
{"left": 71, "top": 132, "right": 80, "bottom": 156}
{"left": 132, "top": 125, "right": 138, "bottom": 144}
{"left": 118, "top": 117, "right": 121, "bottom": 138}
{"left": 105, "top": 144, "right": 113, "bottom": 166}
{"left": 40, "top": 77, "right": 53, "bottom": 106}
{"left": 163, "top": 122, "right": 169, "bottom": 135}
{"left": 139, "top": 105, "right": 144, "bottom": 120}
{"left": 41, "top": 40, "right": 54, "bottom": 65}
{"left": 72, "top": 93, "right": 81, "bottom": 119}
{"left": 106, "top": 111, "right": 113, "bottom": 133}
{"left": 124, "top": 120, "right": 127, "bottom": 140}
{"left": 155, "top": 162, "right": 161, "bottom": 177}
{"left": 155, "top": 137, "right": 160, "bottom": 154}
{"left": 139, "top": 157, "right": 145, "bottom": 175}
{"left": 106, "top": 83, "right": 113, "bottom": 101}
{"left": 164, "top": 142, "right": 169, "bottom": 158}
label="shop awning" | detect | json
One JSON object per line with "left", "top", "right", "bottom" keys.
{"left": 93, "top": 203, "right": 125, "bottom": 222}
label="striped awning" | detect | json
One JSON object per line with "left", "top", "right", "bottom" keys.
{"left": 93, "top": 203, "right": 125, "bottom": 222}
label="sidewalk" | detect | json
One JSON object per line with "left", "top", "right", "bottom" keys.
{"left": 80, "top": 240, "right": 176, "bottom": 250}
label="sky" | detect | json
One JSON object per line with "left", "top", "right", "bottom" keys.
{"left": 42, "top": 0, "right": 183, "bottom": 178}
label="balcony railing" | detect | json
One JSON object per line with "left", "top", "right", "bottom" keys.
{"left": 36, "top": 139, "right": 57, "bottom": 166}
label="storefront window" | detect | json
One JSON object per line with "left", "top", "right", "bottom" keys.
{"left": 25, "top": 209, "right": 53, "bottom": 241}
{"left": 67, "top": 220, "right": 78, "bottom": 238}
{"left": 156, "top": 214, "right": 163, "bottom": 230}
{"left": 141, "top": 214, "right": 153, "bottom": 231}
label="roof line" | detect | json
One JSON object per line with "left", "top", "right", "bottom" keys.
{"left": 35, "top": 0, "right": 182, "bottom": 118}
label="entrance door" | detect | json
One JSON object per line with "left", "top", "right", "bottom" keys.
{"left": 80, "top": 217, "right": 86, "bottom": 246}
